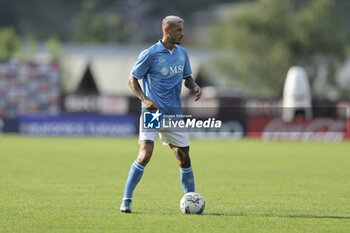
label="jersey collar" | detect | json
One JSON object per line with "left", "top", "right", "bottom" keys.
{"left": 157, "top": 40, "right": 178, "bottom": 53}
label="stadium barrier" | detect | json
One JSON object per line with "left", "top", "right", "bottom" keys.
{"left": 247, "top": 116, "right": 349, "bottom": 142}
{"left": 18, "top": 115, "right": 136, "bottom": 136}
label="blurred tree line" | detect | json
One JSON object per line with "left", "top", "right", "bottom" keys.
{"left": 0, "top": 27, "right": 60, "bottom": 62}
{"left": 209, "top": 0, "right": 350, "bottom": 98}
{"left": 0, "top": 28, "right": 20, "bottom": 60}
{"left": 0, "top": 0, "right": 239, "bottom": 43}
{"left": 0, "top": 0, "right": 242, "bottom": 59}
{"left": 1, "top": 0, "right": 349, "bottom": 98}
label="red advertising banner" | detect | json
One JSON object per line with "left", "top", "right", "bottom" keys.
{"left": 247, "top": 117, "right": 350, "bottom": 141}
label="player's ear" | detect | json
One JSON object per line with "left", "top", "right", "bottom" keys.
{"left": 164, "top": 26, "right": 169, "bottom": 34}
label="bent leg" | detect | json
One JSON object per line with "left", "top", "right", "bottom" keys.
{"left": 123, "top": 140, "right": 154, "bottom": 199}
{"left": 170, "top": 144, "right": 195, "bottom": 193}
{"left": 136, "top": 140, "right": 154, "bottom": 166}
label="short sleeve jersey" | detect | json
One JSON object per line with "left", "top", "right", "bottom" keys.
{"left": 131, "top": 40, "right": 192, "bottom": 114}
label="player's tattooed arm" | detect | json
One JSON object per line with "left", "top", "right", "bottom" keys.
{"left": 183, "top": 76, "right": 202, "bottom": 101}
{"left": 128, "top": 75, "right": 158, "bottom": 111}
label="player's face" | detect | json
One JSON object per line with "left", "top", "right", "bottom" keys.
{"left": 168, "top": 23, "right": 184, "bottom": 45}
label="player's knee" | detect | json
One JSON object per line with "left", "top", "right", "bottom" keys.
{"left": 177, "top": 147, "right": 191, "bottom": 168}
{"left": 137, "top": 140, "right": 154, "bottom": 165}
{"left": 179, "top": 155, "right": 191, "bottom": 168}
{"left": 137, "top": 148, "right": 153, "bottom": 165}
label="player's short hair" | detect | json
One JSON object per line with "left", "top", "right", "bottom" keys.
{"left": 162, "top": 15, "right": 184, "bottom": 30}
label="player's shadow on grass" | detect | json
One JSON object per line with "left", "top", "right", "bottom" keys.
{"left": 206, "top": 212, "right": 245, "bottom": 216}
{"left": 131, "top": 212, "right": 350, "bottom": 219}
{"left": 208, "top": 213, "right": 350, "bottom": 219}
{"left": 277, "top": 214, "right": 350, "bottom": 220}
{"left": 207, "top": 212, "right": 350, "bottom": 220}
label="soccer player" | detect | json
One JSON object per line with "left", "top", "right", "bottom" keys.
{"left": 120, "top": 15, "right": 202, "bottom": 213}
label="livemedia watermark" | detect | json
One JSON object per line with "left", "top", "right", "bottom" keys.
{"left": 143, "top": 109, "right": 222, "bottom": 130}
{"left": 141, "top": 107, "right": 348, "bottom": 134}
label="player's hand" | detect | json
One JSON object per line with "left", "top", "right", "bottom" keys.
{"left": 142, "top": 96, "right": 158, "bottom": 111}
{"left": 194, "top": 86, "right": 202, "bottom": 101}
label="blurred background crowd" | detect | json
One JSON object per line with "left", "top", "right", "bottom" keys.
{"left": 0, "top": 0, "right": 349, "bottom": 140}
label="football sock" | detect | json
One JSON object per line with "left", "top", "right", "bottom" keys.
{"left": 179, "top": 166, "right": 195, "bottom": 193}
{"left": 123, "top": 161, "right": 145, "bottom": 199}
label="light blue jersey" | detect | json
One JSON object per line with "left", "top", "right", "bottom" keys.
{"left": 131, "top": 40, "right": 192, "bottom": 114}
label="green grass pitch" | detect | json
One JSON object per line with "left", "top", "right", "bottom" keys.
{"left": 1, "top": 135, "right": 350, "bottom": 233}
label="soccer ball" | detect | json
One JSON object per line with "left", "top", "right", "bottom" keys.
{"left": 180, "top": 192, "right": 205, "bottom": 214}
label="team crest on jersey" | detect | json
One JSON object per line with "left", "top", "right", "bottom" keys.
{"left": 161, "top": 66, "right": 169, "bottom": 76}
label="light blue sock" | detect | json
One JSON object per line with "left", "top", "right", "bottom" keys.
{"left": 180, "top": 166, "right": 195, "bottom": 193}
{"left": 123, "top": 161, "right": 145, "bottom": 199}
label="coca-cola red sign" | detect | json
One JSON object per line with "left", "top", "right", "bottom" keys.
{"left": 247, "top": 117, "right": 349, "bottom": 141}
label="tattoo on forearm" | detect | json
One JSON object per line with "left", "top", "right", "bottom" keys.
{"left": 129, "top": 77, "right": 146, "bottom": 101}
{"left": 184, "top": 78, "right": 197, "bottom": 91}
